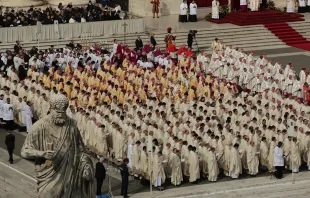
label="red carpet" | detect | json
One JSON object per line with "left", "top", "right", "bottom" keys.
{"left": 265, "top": 22, "right": 310, "bottom": 51}
{"left": 207, "top": 10, "right": 310, "bottom": 51}
{"left": 207, "top": 10, "right": 304, "bottom": 26}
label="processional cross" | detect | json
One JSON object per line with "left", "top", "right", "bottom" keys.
{"left": 122, "top": 22, "right": 128, "bottom": 44}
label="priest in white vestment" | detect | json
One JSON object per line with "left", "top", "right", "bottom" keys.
{"left": 97, "top": 125, "right": 108, "bottom": 157}
{"left": 287, "top": 0, "right": 295, "bottom": 12}
{"left": 24, "top": 101, "right": 33, "bottom": 133}
{"left": 260, "top": 137, "right": 269, "bottom": 169}
{"left": 152, "top": 152, "right": 166, "bottom": 189}
{"left": 268, "top": 137, "right": 277, "bottom": 172}
{"left": 212, "top": 0, "right": 220, "bottom": 19}
{"left": 229, "top": 143, "right": 242, "bottom": 178}
{"left": 247, "top": 141, "right": 259, "bottom": 175}
{"left": 132, "top": 141, "right": 141, "bottom": 173}
{"left": 140, "top": 146, "right": 149, "bottom": 178}
{"left": 21, "top": 98, "right": 28, "bottom": 126}
{"left": 189, "top": 146, "right": 200, "bottom": 183}
{"left": 250, "top": 0, "right": 259, "bottom": 11}
{"left": 291, "top": 138, "right": 301, "bottom": 173}
{"left": 207, "top": 148, "right": 219, "bottom": 181}
{"left": 170, "top": 149, "right": 183, "bottom": 186}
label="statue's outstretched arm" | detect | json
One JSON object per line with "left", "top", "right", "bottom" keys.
{"left": 21, "top": 124, "right": 45, "bottom": 159}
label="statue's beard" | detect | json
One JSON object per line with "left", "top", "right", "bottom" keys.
{"left": 53, "top": 118, "right": 66, "bottom": 125}
{"left": 51, "top": 114, "right": 67, "bottom": 125}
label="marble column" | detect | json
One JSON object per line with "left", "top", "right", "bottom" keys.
{"left": 129, "top": 0, "right": 183, "bottom": 16}
{"left": 48, "top": 0, "right": 94, "bottom": 6}
{"left": 0, "top": 0, "right": 44, "bottom": 7}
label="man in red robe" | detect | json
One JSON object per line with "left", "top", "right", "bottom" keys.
{"left": 185, "top": 48, "right": 194, "bottom": 57}
{"left": 165, "top": 27, "right": 176, "bottom": 47}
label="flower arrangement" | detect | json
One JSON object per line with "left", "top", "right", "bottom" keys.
{"left": 205, "top": 4, "right": 229, "bottom": 20}
{"left": 219, "top": 5, "right": 229, "bottom": 18}
{"left": 205, "top": 13, "right": 212, "bottom": 20}
{"left": 266, "top": 0, "right": 283, "bottom": 11}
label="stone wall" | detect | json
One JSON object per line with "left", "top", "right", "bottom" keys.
{"left": 129, "top": 0, "right": 183, "bottom": 16}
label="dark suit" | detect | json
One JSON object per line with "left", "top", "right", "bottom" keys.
{"left": 95, "top": 162, "right": 106, "bottom": 195}
{"left": 120, "top": 163, "right": 129, "bottom": 197}
{"left": 14, "top": 44, "right": 22, "bottom": 53}
{"left": 187, "top": 33, "right": 194, "bottom": 49}
{"left": 18, "top": 65, "right": 27, "bottom": 81}
{"left": 135, "top": 39, "right": 143, "bottom": 51}
{"left": 5, "top": 133, "right": 15, "bottom": 164}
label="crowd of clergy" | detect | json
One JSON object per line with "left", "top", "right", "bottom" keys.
{"left": 1, "top": 36, "right": 310, "bottom": 189}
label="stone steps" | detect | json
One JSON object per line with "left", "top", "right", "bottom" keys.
{"left": 0, "top": 25, "right": 269, "bottom": 48}
{"left": 0, "top": 161, "right": 37, "bottom": 198}
{"left": 0, "top": 23, "right": 288, "bottom": 53}
{"left": 0, "top": 179, "right": 33, "bottom": 198}
{"left": 287, "top": 21, "right": 310, "bottom": 39}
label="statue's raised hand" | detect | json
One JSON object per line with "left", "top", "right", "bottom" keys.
{"left": 40, "top": 151, "right": 55, "bottom": 160}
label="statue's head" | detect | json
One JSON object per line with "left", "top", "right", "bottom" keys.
{"left": 50, "top": 94, "right": 69, "bottom": 125}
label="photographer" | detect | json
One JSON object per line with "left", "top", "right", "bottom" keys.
{"left": 187, "top": 30, "right": 196, "bottom": 49}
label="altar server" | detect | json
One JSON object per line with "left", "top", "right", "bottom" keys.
{"left": 240, "top": 0, "right": 248, "bottom": 11}
{"left": 180, "top": 0, "right": 188, "bottom": 23}
{"left": 298, "top": 0, "right": 306, "bottom": 13}
{"left": 3, "top": 98, "right": 14, "bottom": 130}
{"left": 189, "top": 0, "right": 198, "bottom": 22}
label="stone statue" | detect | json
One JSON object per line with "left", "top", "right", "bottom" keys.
{"left": 21, "top": 94, "right": 95, "bottom": 198}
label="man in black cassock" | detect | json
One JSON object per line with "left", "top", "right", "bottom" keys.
{"left": 95, "top": 157, "right": 106, "bottom": 195}
{"left": 187, "top": 30, "right": 194, "bottom": 48}
{"left": 120, "top": 158, "right": 130, "bottom": 198}
{"left": 5, "top": 132, "right": 15, "bottom": 164}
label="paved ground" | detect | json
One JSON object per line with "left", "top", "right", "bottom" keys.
{"left": 2, "top": 127, "right": 310, "bottom": 198}
{"left": 0, "top": 128, "right": 142, "bottom": 197}
{"left": 121, "top": 170, "right": 310, "bottom": 198}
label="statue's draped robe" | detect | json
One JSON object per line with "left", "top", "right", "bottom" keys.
{"left": 21, "top": 117, "right": 95, "bottom": 198}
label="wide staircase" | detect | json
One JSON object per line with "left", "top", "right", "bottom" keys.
{"left": 1, "top": 19, "right": 310, "bottom": 53}
{"left": 0, "top": 25, "right": 287, "bottom": 53}
{"left": 208, "top": 10, "right": 304, "bottom": 26}
{"left": 288, "top": 21, "right": 310, "bottom": 50}
{"left": 265, "top": 22, "right": 310, "bottom": 51}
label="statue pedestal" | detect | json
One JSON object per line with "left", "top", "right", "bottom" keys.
{"left": 0, "top": 0, "right": 44, "bottom": 7}
{"left": 48, "top": 0, "right": 94, "bottom": 6}
{"left": 129, "top": 0, "right": 182, "bottom": 16}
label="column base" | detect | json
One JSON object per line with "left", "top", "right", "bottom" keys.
{"left": 47, "top": 0, "right": 94, "bottom": 6}
{"left": 0, "top": 0, "right": 44, "bottom": 7}
{"left": 129, "top": 0, "right": 182, "bottom": 16}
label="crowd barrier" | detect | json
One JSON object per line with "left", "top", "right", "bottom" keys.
{"left": 0, "top": 18, "right": 145, "bottom": 43}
